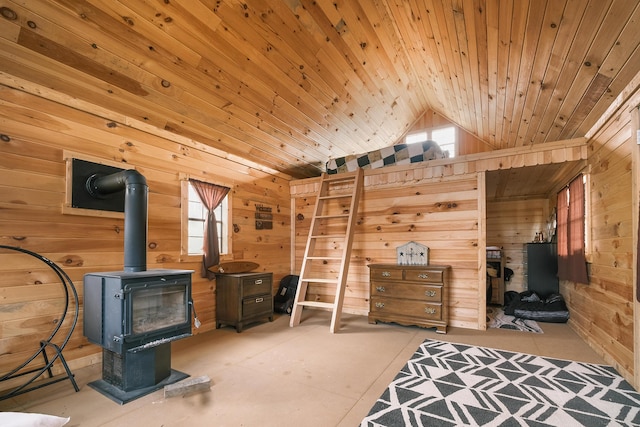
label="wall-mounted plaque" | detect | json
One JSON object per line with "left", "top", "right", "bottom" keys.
{"left": 255, "top": 204, "right": 273, "bottom": 229}
{"left": 396, "top": 241, "right": 429, "bottom": 265}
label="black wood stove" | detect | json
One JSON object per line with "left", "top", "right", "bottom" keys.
{"left": 82, "top": 169, "right": 194, "bottom": 404}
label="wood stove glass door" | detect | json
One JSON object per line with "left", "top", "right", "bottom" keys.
{"left": 131, "top": 284, "right": 188, "bottom": 334}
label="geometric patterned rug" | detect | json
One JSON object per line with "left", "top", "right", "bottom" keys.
{"left": 360, "top": 339, "right": 640, "bottom": 426}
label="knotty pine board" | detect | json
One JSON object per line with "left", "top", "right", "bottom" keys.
{"left": 0, "top": 85, "right": 292, "bottom": 384}
{"left": 291, "top": 172, "right": 482, "bottom": 328}
{"left": 558, "top": 81, "right": 638, "bottom": 386}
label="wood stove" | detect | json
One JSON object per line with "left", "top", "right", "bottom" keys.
{"left": 81, "top": 168, "right": 194, "bottom": 404}
{"left": 84, "top": 269, "right": 193, "bottom": 403}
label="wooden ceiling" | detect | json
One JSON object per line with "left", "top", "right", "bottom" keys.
{"left": 0, "top": 0, "right": 639, "bottom": 178}
{"left": 485, "top": 160, "right": 585, "bottom": 201}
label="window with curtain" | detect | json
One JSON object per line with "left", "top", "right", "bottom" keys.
{"left": 556, "top": 175, "right": 589, "bottom": 284}
{"left": 182, "top": 179, "right": 231, "bottom": 279}
{"left": 187, "top": 183, "right": 228, "bottom": 256}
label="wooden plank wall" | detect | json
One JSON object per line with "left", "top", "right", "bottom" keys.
{"left": 0, "top": 84, "right": 292, "bottom": 389}
{"left": 562, "top": 81, "right": 640, "bottom": 384}
{"left": 633, "top": 104, "right": 640, "bottom": 396}
{"left": 292, "top": 171, "right": 485, "bottom": 330}
{"left": 486, "top": 199, "right": 550, "bottom": 294}
{"left": 407, "top": 109, "right": 494, "bottom": 156}
{"left": 290, "top": 139, "right": 588, "bottom": 331}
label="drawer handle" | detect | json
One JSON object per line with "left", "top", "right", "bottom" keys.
{"left": 418, "top": 273, "right": 429, "bottom": 279}
{"left": 424, "top": 307, "right": 437, "bottom": 314}
{"left": 375, "top": 302, "right": 385, "bottom": 308}
{"left": 255, "top": 279, "right": 263, "bottom": 285}
{"left": 255, "top": 297, "right": 264, "bottom": 303}
{"left": 376, "top": 286, "right": 386, "bottom": 292}
{"left": 425, "top": 290, "right": 436, "bottom": 297}
{"left": 381, "top": 271, "right": 391, "bottom": 277}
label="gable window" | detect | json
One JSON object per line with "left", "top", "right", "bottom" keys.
{"left": 405, "top": 126, "right": 456, "bottom": 158}
{"left": 556, "top": 174, "right": 589, "bottom": 284}
{"left": 181, "top": 178, "right": 231, "bottom": 279}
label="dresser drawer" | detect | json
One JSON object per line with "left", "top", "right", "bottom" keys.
{"left": 370, "top": 297, "right": 443, "bottom": 321}
{"left": 404, "top": 269, "right": 443, "bottom": 283}
{"left": 371, "top": 282, "right": 442, "bottom": 302}
{"left": 368, "top": 264, "right": 449, "bottom": 334}
{"left": 242, "top": 294, "right": 273, "bottom": 317}
{"left": 242, "top": 275, "right": 272, "bottom": 297}
{"left": 369, "top": 268, "right": 403, "bottom": 281}
{"left": 215, "top": 272, "right": 274, "bottom": 332}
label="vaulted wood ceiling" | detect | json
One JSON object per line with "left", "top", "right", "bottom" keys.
{"left": 1, "top": 0, "right": 639, "bottom": 178}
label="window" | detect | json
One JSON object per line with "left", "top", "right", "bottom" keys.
{"left": 181, "top": 179, "right": 231, "bottom": 257}
{"left": 405, "top": 126, "right": 456, "bottom": 157}
{"left": 556, "top": 174, "right": 588, "bottom": 284}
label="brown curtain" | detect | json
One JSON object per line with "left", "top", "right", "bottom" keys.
{"left": 557, "top": 186, "right": 569, "bottom": 279}
{"left": 557, "top": 175, "right": 588, "bottom": 284}
{"left": 190, "top": 179, "right": 230, "bottom": 280}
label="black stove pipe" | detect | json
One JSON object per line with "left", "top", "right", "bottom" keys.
{"left": 86, "top": 170, "right": 148, "bottom": 272}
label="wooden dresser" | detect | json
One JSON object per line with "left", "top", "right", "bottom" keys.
{"left": 368, "top": 264, "right": 450, "bottom": 334}
{"left": 215, "top": 272, "right": 274, "bottom": 332}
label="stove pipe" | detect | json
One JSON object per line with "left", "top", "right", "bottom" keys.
{"left": 86, "top": 170, "right": 148, "bottom": 272}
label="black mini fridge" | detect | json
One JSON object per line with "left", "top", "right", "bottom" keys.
{"left": 526, "top": 243, "right": 559, "bottom": 297}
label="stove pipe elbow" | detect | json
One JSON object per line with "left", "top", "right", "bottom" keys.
{"left": 87, "top": 170, "right": 148, "bottom": 272}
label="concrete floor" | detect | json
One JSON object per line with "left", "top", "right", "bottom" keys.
{"left": 0, "top": 311, "right": 605, "bottom": 427}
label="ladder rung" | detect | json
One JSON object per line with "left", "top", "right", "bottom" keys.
{"left": 306, "top": 256, "right": 342, "bottom": 260}
{"left": 319, "top": 194, "right": 353, "bottom": 200}
{"left": 310, "top": 234, "right": 345, "bottom": 239}
{"left": 322, "top": 174, "right": 357, "bottom": 183}
{"left": 300, "top": 278, "right": 338, "bottom": 284}
{"left": 296, "top": 301, "right": 334, "bottom": 309}
{"left": 316, "top": 214, "right": 350, "bottom": 219}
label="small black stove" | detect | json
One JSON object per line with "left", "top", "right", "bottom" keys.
{"left": 81, "top": 169, "right": 194, "bottom": 404}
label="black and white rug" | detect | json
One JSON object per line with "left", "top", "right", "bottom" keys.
{"left": 486, "top": 306, "right": 543, "bottom": 333}
{"left": 361, "top": 339, "right": 640, "bottom": 426}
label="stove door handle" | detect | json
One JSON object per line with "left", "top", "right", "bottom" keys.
{"left": 189, "top": 300, "right": 201, "bottom": 328}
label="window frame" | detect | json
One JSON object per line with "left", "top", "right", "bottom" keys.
{"left": 180, "top": 176, "right": 233, "bottom": 262}
{"left": 405, "top": 125, "right": 457, "bottom": 157}
{"left": 581, "top": 173, "right": 592, "bottom": 262}
{"left": 556, "top": 173, "right": 589, "bottom": 284}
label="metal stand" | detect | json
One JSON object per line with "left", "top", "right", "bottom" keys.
{"left": 88, "top": 344, "right": 188, "bottom": 404}
{"left": 0, "top": 246, "right": 80, "bottom": 400}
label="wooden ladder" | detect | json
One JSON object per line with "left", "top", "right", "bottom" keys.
{"left": 289, "top": 168, "right": 364, "bottom": 333}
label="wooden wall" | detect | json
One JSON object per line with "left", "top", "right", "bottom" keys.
{"left": 3, "top": 68, "right": 636, "bottom": 394}
{"left": 561, "top": 81, "right": 639, "bottom": 384}
{"left": 290, "top": 139, "right": 588, "bottom": 331}
{"left": 0, "top": 84, "right": 292, "bottom": 391}
{"left": 291, "top": 169, "right": 485, "bottom": 330}
{"left": 406, "top": 110, "right": 493, "bottom": 155}
{"left": 486, "top": 199, "right": 550, "bottom": 294}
